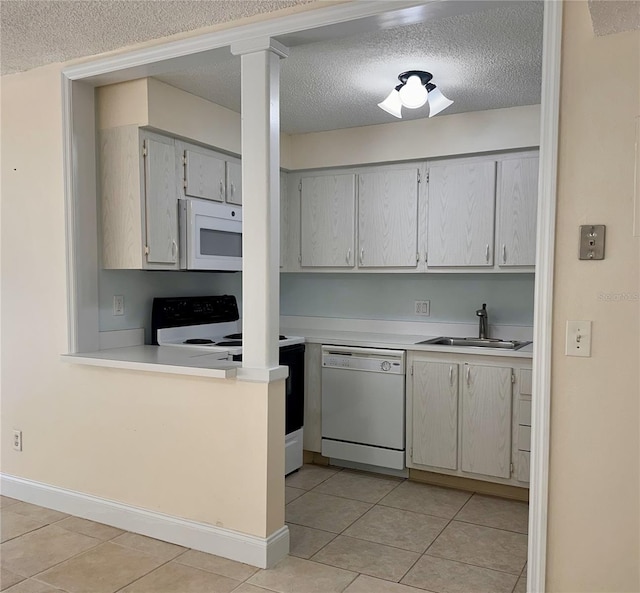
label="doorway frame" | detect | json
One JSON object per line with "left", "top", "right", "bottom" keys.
{"left": 61, "top": 1, "right": 562, "bottom": 590}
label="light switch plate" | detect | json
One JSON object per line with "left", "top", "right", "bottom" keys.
{"left": 566, "top": 320, "right": 592, "bottom": 357}
{"left": 579, "top": 225, "right": 605, "bottom": 260}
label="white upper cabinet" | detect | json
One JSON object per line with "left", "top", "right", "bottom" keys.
{"left": 183, "top": 146, "right": 226, "bottom": 202}
{"left": 358, "top": 168, "right": 419, "bottom": 268}
{"left": 143, "top": 135, "right": 179, "bottom": 266}
{"left": 226, "top": 159, "right": 243, "bottom": 206}
{"left": 427, "top": 160, "right": 497, "bottom": 267}
{"left": 100, "top": 126, "right": 180, "bottom": 270}
{"left": 179, "top": 141, "right": 242, "bottom": 206}
{"left": 461, "top": 363, "right": 513, "bottom": 479}
{"left": 300, "top": 174, "right": 356, "bottom": 268}
{"left": 497, "top": 156, "right": 539, "bottom": 267}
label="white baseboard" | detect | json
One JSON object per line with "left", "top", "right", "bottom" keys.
{"left": 0, "top": 473, "right": 288, "bottom": 569}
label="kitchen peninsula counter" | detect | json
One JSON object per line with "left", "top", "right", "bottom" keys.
{"left": 62, "top": 346, "right": 240, "bottom": 379}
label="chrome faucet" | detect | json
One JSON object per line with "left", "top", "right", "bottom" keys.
{"left": 476, "top": 303, "right": 488, "bottom": 339}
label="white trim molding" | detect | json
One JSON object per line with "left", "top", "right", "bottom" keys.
{"left": 59, "top": 1, "right": 563, "bottom": 590}
{"left": 0, "top": 473, "right": 289, "bottom": 569}
{"left": 529, "top": 1, "right": 563, "bottom": 592}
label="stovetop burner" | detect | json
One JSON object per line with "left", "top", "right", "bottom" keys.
{"left": 215, "top": 340, "right": 243, "bottom": 347}
{"left": 183, "top": 338, "right": 215, "bottom": 345}
{"left": 224, "top": 333, "right": 287, "bottom": 340}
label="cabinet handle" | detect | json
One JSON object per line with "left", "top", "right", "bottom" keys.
{"left": 359, "top": 249, "right": 364, "bottom": 265}
{"left": 346, "top": 248, "right": 351, "bottom": 264}
{"left": 449, "top": 366, "right": 454, "bottom": 386}
{"left": 485, "top": 244, "right": 490, "bottom": 263}
{"left": 466, "top": 365, "right": 471, "bottom": 386}
{"left": 220, "top": 180, "right": 225, "bottom": 200}
{"left": 230, "top": 183, "right": 235, "bottom": 198}
{"left": 171, "top": 240, "right": 177, "bottom": 260}
{"left": 502, "top": 244, "right": 507, "bottom": 264}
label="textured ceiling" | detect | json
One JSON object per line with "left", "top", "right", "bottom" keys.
{"left": 0, "top": 0, "right": 315, "bottom": 76}
{"left": 0, "top": 0, "right": 546, "bottom": 134}
{"left": 155, "top": 1, "right": 544, "bottom": 133}
{"left": 588, "top": 0, "right": 640, "bottom": 35}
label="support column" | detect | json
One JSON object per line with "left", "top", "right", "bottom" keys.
{"left": 231, "top": 38, "right": 288, "bottom": 371}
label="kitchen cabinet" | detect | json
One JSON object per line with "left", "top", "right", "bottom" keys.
{"left": 411, "top": 361, "right": 458, "bottom": 470}
{"left": 100, "top": 126, "right": 180, "bottom": 270}
{"left": 178, "top": 141, "right": 242, "bottom": 205}
{"left": 300, "top": 174, "right": 356, "bottom": 267}
{"left": 516, "top": 368, "right": 532, "bottom": 483}
{"left": 283, "top": 150, "right": 537, "bottom": 274}
{"left": 497, "top": 155, "right": 539, "bottom": 267}
{"left": 427, "top": 159, "right": 497, "bottom": 267}
{"left": 461, "top": 363, "right": 512, "bottom": 479}
{"left": 358, "top": 168, "right": 420, "bottom": 267}
{"left": 298, "top": 166, "right": 419, "bottom": 270}
{"left": 407, "top": 351, "right": 531, "bottom": 487}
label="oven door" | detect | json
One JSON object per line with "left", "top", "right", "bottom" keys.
{"left": 180, "top": 198, "right": 242, "bottom": 271}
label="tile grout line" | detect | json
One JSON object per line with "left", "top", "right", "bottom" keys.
{"left": 395, "top": 500, "right": 462, "bottom": 585}
{"left": 422, "top": 550, "right": 526, "bottom": 577}
{"left": 412, "top": 495, "right": 526, "bottom": 579}
{"left": 111, "top": 552, "right": 190, "bottom": 593}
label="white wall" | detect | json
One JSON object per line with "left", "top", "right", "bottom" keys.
{"left": 281, "top": 273, "right": 535, "bottom": 326}
{"left": 287, "top": 104, "right": 540, "bottom": 170}
{"left": 1, "top": 64, "right": 282, "bottom": 542}
{"left": 546, "top": 3, "right": 640, "bottom": 590}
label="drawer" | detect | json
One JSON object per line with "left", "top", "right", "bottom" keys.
{"left": 517, "top": 451, "right": 530, "bottom": 483}
{"left": 520, "top": 369, "right": 532, "bottom": 395}
{"left": 518, "top": 425, "right": 531, "bottom": 452}
{"left": 519, "top": 399, "right": 532, "bottom": 426}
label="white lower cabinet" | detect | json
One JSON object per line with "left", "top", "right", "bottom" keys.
{"left": 461, "top": 364, "right": 512, "bottom": 479}
{"left": 407, "top": 352, "right": 531, "bottom": 487}
{"left": 411, "top": 361, "right": 459, "bottom": 470}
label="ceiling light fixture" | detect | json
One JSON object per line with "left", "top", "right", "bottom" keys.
{"left": 378, "top": 70, "right": 453, "bottom": 119}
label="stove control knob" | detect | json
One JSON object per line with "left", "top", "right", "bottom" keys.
{"left": 381, "top": 360, "right": 391, "bottom": 372}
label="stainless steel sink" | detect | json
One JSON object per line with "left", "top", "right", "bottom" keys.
{"left": 416, "top": 337, "right": 531, "bottom": 350}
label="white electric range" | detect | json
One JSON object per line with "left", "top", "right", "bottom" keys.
{"left": 152, "top": 295, "right": 305, "bottom": 475}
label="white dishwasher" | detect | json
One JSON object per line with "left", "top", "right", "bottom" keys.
{"left": 321, "top": 346, "right": 406, "bottom": 471}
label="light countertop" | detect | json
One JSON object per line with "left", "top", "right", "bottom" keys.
{"left": 62, "top": 346, "right": 240, "bottom": 379}
{"left": 281, "top": 328, "right": 533, "bottom": 359}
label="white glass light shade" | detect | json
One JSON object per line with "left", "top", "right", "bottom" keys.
{"left": 427, "top": 86, "right": 454, "bottom": 117}
{"left": 398, "top": 75, "right": 428, "bottom": 109}
{"left": 377, "top": 89, "right": 403, "bottom": 118}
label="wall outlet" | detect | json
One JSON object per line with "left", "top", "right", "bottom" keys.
{"left": 414, "top": 300, "right": 430, "bottom": 316}
{"left": 113, "top": 295, "right": 125, "bottom": 316}
{"left": 13, "top": 430, "right": 22, "bottom": 451}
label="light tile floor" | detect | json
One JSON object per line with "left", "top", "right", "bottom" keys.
{"left": 0, "top": 465, "right": 528, "bottom": 593}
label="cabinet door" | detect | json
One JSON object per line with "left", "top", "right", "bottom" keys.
{"left": 427, "top": 161, "right": 496, "bottom": 267}
{"left": 226, "top": 159, "right": 243, "bottom": 205}
{"left": 184, "top": 147, "right": 225, "bottom": 202}
{"left": 143, "top": 135, "right": 179, "bottom": 266}
{"left": 461, "top": 364, "right": 512, "bottom": 479}
{"left": 412, "top": 361, "right": 458, "bottom": 470}
{"left": 358, "top": 168, "right": 419, "bottom": 267}
{"left": 300, "top": 174, "right": 356, "bottom": 267}
{"left": 497, "top": 156, "right": 539, "bottom": 266}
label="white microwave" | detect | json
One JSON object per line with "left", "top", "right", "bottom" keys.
{"left": 179, "top": 198, "right": 242, "bottom": 271}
